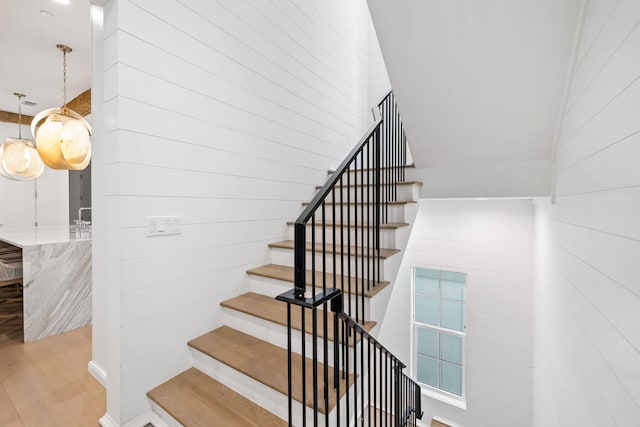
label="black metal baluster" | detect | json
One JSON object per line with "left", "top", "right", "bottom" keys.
{"left": 368, "top": 338, "right": 372, "bottom": 427}
{"left": 340, "top": 176, "right": 344, "bottom": 296}
{"left": 360, "top": 326, "right": 365, "bottom": 426}
{"left": 313, "top": 308, "right": 318, "bottom": 426}
{"left": 301, "top": 305, "right": 306, "bottom": 427}
{"left": 375, "top": 128, "right": 381, "bottom": 287}
{"left": 312, "top": 212, "right": 316, "bottom": 295}
{"left": 386, "top": 96, "right": 391, "bottom": 221}
{"left": 372, "top": 343, "right": 376, "bottom": 426}
{"left": 346, "top": 322, "right": 350, "bottom": 426}
{"left": 286, "top": 303, "right": 292, "bottom": 427}
{"left": 394, "top": 362, "right": 399, "bottom": 427}
{"left": 347, "top": 167, "right": 351, "bottom": 316}
{"left": 360, "top": 150, "right": 365, "bottom": 321}
{"left": 354, "top": 156, "right": 359, "bottom": 323}
{"left": 353, "top": 327, "right": 358, "bottom": 427}
{"left": 334, "top": 311, "right": 340, "bottom": 425}
{"left": 367, "top": 141, "right": 371, "bottom": 294}
{"left": 384, "top": 353, "right": 387, "bottom": 427}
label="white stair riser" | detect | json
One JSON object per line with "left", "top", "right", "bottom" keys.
{"left": 222, "top": 306, "right": 339, "bottom": 366}
{"left": 248, "top": 275, "right": 373, "bottom": 321}
{"left": 148, "top": 400, "right": 183, "bottom": 427}
{"left": 318, "top": 184, "right": 418, "bottom": 203}
{"left": 270, "top": 247, "right": 389, "bottom": 281}
{"left": 287, "top": 224, "right": 399, "bottom": 249}
{"left": 302, "top": 203, "right": 409, "bottom": 224}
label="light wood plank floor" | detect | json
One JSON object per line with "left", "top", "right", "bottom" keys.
{"left": 0, "top": 301, "right": 106, "bottom": 427}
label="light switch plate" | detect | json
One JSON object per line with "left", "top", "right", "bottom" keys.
{"left": 147, "top": 216, "right": 182, "bottom": 236}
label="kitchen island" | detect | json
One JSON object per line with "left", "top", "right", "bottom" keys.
{"left": 0, "top": 226, "right": 91, "bottom": 342}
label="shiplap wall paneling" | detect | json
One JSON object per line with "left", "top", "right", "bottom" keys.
{"left": 379, "top": 199, "right": 535, "bottom": 427}
{"left": 97, "top": 0, "right": 375, "bottom": 423}
{"left": 534, "top": 0, "right": 640, "bottom": 425}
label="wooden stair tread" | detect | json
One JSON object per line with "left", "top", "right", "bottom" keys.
{"left": 188, "top": 326, "right": 353, "bottom": 414}
{"left": 431, "top": 420, "right": 450, "bottom": 427}
{"left": 247, "top": 264, "right": 390, "bottom": 298}
{"left": 287, "top": 221, "right": 409, "bottom": 229}
{"left": 268, "top": 240, "right": 400, "bottom": 259}
{"left": 328, "top": 164, "right": 415, "bottom": 173}
{"left": 315, "top": 181, "right": 422, "bottom": 189}
{"left": 302, "top": 200, "right": 414, "bottom": 206}
{"left": 221, "top": 292, "right": 376, "bottom": 344}
{"left": 147, "top": 367, "right": 286, "bottom": 427}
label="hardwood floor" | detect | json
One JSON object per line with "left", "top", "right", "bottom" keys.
{"left": 0, "top": 315, "right": 105, "bottom": 426}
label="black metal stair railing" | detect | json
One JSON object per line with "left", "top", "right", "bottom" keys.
{"left": 277, "top": 289, "right": 422, "bottom": 426}
{"left": 276, "top": 91, "right": 423, "bottom": 426}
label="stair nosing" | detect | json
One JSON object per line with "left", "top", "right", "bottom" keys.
{"left": 286, "top": 221, "right": 410, "bottom": 229}
{"left": 221, "top": 292, "right": 376, "bottom": 345}
{"left": 328, "top": 164, "right": 415, "bottom": 173}
{"left": 302, "top": 200, "right": 415, "bottom": 206}
{"left": 315, "top": 181, "right": 422, "bottom": 189}
{"left": 268, "top": 240, "right": 400, "bottom": 259}
{"left": 247, "top": 264, "right": 390, "bottom": 298}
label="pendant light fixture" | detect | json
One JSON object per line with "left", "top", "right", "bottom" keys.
{"left": 0, "top": 93, "right": 45, "bottom": 181}
{"left": 31, "top": 44, "right": 91, "bottom": 170}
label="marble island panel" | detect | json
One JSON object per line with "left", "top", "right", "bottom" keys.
{"left": 0, "top": 226, "right": 92, "bottom": 342}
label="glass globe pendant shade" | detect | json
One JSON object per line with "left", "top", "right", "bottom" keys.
{"left": 0, "top": 138, "right": 45, "bottom": 180}
{"left": 31, "top": 107, "right": 92, "bottom": 170}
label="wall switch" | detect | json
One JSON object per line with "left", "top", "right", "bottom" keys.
{"left": 146, "top": 216, "right": 182, "bottom": 236}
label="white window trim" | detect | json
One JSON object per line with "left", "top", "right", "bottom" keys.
{"left": 411, "top": 267, "right": 467, "bottom": 409}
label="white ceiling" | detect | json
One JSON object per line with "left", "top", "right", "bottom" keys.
{"left": 0, "top": 0, "right": 91, "bottom": 117}
{"left": 367, "top": 0, "right": 583, "bottom": 168}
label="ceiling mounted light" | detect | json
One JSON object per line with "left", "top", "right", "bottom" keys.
{"left": 31, "top": 44, "right": 91, "bottom": 170}
{"left": 0, "top": 93, "right": 44, "bottom": 181}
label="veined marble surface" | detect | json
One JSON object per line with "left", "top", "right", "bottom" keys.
{"left": 0, "top": 226, "right": 90, "bottom": 248}
{"left": 22, "top": 240, "right": 92, "bottom": 341}
{"left": 0, "top": 226, "right": 92, "bottom": 342}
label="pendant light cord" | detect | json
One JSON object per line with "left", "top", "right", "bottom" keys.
{"left": 18, "top": 96, "right": 22, "bottom": 139}
{"left": 56, "top": 44, "right": 72, "bottom": 112}
{"left": 13, "top": 92, "right": 25, "bottom": 139}
{"left": 62, "top": 48, "right": 67, "bottom": 108}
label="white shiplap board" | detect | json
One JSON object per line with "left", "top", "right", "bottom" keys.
{"left": 96, "top": 0, "right": 376, "bottom": 423}
{"left": 378, "top": 198, "right": 535, "bottom": 427}
{"left": 535, "top": 0, "right": 640, "bottom": 425}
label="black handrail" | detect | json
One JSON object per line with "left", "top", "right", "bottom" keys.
{"left": 277, "top": 91, "right": 422, "bottom": 425}
{"left": 292, "top": 91, "right": 406, "bottom": 323}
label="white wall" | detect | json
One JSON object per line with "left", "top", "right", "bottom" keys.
{"left": 408, "top": 160, "right": 551, "bottom": 198}
{"left": 367, "top": 0, "right": 583, "bottom": 198}
{"left": 0, "top": 122, "right": 68, "bottom": 227}
{"left": 96, "top": 0, "right": 373, "bottom": 423}
{"left": 380, "top": 199, "right": 535, "bottom": 426}
{"left": 533, "top": 0, "right": 640, "bottom": 425}
{"left": 367, "top": 14, "right": 391, "bottom": 109}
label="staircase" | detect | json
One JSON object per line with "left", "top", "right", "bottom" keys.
{"left": 147, "top": 92, "right": 423, "bottom": 426}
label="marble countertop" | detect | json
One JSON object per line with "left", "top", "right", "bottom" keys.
{"left": 0, "top": 226, "right": 91, "bottom": 248}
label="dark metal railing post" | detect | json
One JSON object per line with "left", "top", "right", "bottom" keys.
{"left": 286, "top": 303, "right": 292, "bottom": 427}
{"left": 294, "top": 223, "right": 306, "bottom": 297}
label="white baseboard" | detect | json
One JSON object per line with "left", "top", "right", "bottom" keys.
{"left": 88, "top": 360, "right": 107, "bottom": 388}
{"left": 98, "top": 411, "right": 152, "bottom": 427}
{"left": 433, "top": 416, "right": 465, "bottom": 427}
{"left": 149, "top": 403, "right": 180, "bottom": 427}
{"left": 99, "top": 413, "right": 118, "bottom": 427}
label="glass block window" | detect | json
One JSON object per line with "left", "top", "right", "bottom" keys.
{"left": 414, "top": 267, "right": 466, "bottom": 398}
